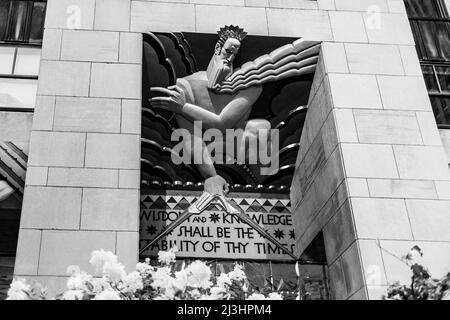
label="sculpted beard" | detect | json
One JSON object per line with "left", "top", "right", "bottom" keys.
{"left": 208, "top": 59, "right": 233, "bottom": 90}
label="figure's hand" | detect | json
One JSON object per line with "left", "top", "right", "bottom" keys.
{"left": 149, "top": 86, "right": 186, "bottom": 113}
{"left": 204, "top": 175, "right": 229, "bottom": 196}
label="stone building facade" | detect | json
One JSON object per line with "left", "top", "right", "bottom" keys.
{"left": 1, "top": 0, "right": 450, "bottom": 300}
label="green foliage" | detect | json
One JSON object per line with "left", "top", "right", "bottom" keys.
{"left": 384, "top": 246, "right": 450, "bottom": 300}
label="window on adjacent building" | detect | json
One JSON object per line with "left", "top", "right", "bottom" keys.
{"left": 0, "top": 0, "right": 46, "bottom": 111}
{"left": 405, "top": 0, "right": 450, "bottom": 127}
{"left": 0, "top": 0, "right": 46, "bottom": 45}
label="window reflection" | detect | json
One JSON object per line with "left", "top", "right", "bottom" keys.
{"left": 0, "top": 78, "right": 38, "bottom": 109}
{"left": 0, "top": 47, "right": 15, "bottom": 75}
{"left": 0, "top": 1, "right": 47, "bottom": 44}
{"left": 406, "top": 0, "right": 450, "bottom": 127}
{"left": 0, "top": 1, "right": 9, "bottom": 40}
{"left": 436, "top": 66, "right": 450, "bottom": 92}
{"left": 0, "top": 2, "right": 45, "bottom": 110}
{"left": 29, "top": 2, "right": 46, "bottom": 43}
{"left": 411, "top": 21, "right": 450, "bottom": 61}
{"left": 431, "top": 96, "right": 450, "bottom": 125}
{"left": 404, "top": 0, "right": 446, "bottom": 19}
{"left": 9, "top": 1, "right": 27, "bottom": 42}
{"left": 0, "top": 46, "right": 41, "bottom": 77}
{"left": 14, "top": 47, "right": 41, "bottom": 76}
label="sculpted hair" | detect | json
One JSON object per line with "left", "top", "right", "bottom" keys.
{"left": 214, "top": 25, "right": 247, "bottom": 55}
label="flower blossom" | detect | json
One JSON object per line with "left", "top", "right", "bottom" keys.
{"left": 120, "top": 271, "right": 144, "bottom": 293}
{"left": 61, "top": 290, "right": 84, "bottom": 300}
{"left": 91, "top": 277, "right": 111, "bottom": 294}
{"left": 136, "top": 259, "right": 154, "bottom": 277}
{"left": 247, "top": 293, "right": 266, "bottom": 300}
{"left": 186, "top": 261, "right": 212, "bottom": 289}
{"left": 67, "top": 272, "right": 93, "bottom": 291}
{"left": 267, "top": 292, "right": 283, "bottom": 300}
{"left": 151, "top": 267, "right": 173, "bottom": 291}
{"left": 173, "top": 269, "right": 188, "bottom": 292}
{"left": 158, "top": 246, "right": 178, "bottom": 265}
{"left": 228, "top": 265, "right": 246, "bottom": 282}
{"left": 216, "top": 273, "right": 232, "bottom": 288}
{"left": 190, "top": 289, "right": 201, "bottom": 299}
{"left": 89, "top": 250, "right": 118, "bottom": 271}
{"left": 6, "top": 278, "right": 31, "bottom": 300}
{"left": 93, "top": 289, "right": 122, "bottom": 300}
{"left": 103, "top": 261, "right": 126, "bottom": 283}
{"left": 202, "top": 286, "right": 227, "bottom": 300}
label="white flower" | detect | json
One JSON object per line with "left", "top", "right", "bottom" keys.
{"left": 67, "top": 272, "right": 92, "bottom": 291}
{"left": 173, "top": 269, "right": 188, "bottom": 292}
{"left": 136, "top": 261, "right": 154, "bottom": 277}
{"left": 247, "top": 293, "right": 266, "bottom": 300}
{"left": 6, "top": 278, "right": 31, "bottom": 300}
{"left": 198, "top": 287, "right": 227, "bottom": 300}
{"left": 6, "top": 290, "right": 29, "bottom": 300}
{"left": 190, "top": 289, "right": 201, "bottom": 299}
{"left": 90, "top": 250, "right": 118, "bottom": 270}
{"left": 164, "top": 287, "right": 176, "bottom": 300}
{"left": 228, "top": 265, "right": 246, "bottom": 282}
{"left": 103, "top": 261, "right": 126, "bottom": 283}
{"left": 151, "top": 267, "right": 173, "bottom": 290}
{"left": 9, "top": 278, "right": 31, "bottom": 292}
{"left": 93, "top": 289, "right": 122, "bottom": 300}
{"left": 61, "top": 290, "right": 84, "bottom": 300}
{"left": 121, "top": 271, "right": 143, "bottom": 293}
{"left": 209, "top": 286, "right": 228, "bottom": 300}
{"left": 267, "top": 292, "right": 283, "bottom": 300}
{"left": 409, "top": 249, "right": 424, "bottom": 265}
{"left": 404, "top": 246, "right": 424, "bottom": 267}
{"left": 392, "top": 294, "right": 403, "bottom": 300}
{"left": 158, "top": 246, "right": 178, "bottom": 265}
{"left": 91, "top": 277, "right": 111, "bottom": 294}
{"left": 186, "top": 261, "right": 212, "bottom": 289}
{"left": 216, "top": 273, "right": 232, "bottom": 288}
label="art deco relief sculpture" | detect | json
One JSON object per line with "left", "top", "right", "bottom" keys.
{"left": 149, "top": 26, "right": 319, "bottom": 196}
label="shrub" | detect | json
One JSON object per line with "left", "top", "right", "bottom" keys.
{"left": 384, "top": 246, "right": 450, "bottom": 300}
{"left": 7, "top": 247, "right": 284, "bottom": 301}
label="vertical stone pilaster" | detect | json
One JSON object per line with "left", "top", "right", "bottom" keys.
{"left": 14, "top": 0, "right": 142, "bottom": 287}
{"left": 291, "top": 1, "right": 450, "bottom": 300}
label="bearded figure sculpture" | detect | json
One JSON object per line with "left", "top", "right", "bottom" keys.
{"left": 149, "top": 26, "right": 319, "bottom": 196}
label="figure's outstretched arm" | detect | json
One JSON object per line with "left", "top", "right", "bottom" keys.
{"left": 150, "top": 85, "right": 261, "bottom": 131}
